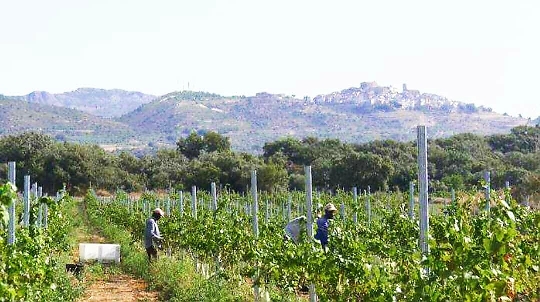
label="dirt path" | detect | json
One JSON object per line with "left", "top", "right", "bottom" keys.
{"left": 82, "top": 275, "right": 158, "bottom": 302}
{"left": 74, "top": 200, "right": 159, "bottom": 302}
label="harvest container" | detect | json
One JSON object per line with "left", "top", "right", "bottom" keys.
{"left": 79, "top": 243, "right": 121, "bottom": 263}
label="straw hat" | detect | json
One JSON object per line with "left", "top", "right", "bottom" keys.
{"left": 324, "top": 203, "right": 338, "bottom": 213}
{"left": 153, "top": 208, "right": 165, "bottom": 217}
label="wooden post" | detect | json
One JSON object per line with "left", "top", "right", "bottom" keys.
{"left": 191, "top": 186, "right": 197, "bottom": 219}
{"left": 417, "top": 125, "right": 429, "bottom": 256}
{"left": 409, "top": 182, "right": 415, "bottom": 219}
{"left": 211, "top": 182, "right": 218, "bottom": 212}
{"left": 23, "top": 175, "right": 30, "bottom": 227}
{"left": 166, "top": 196, "right": 171, "bottom": 216}
{"left": 484, "top": 171, "right": 491, "bottom": 212}
{"left": 265, "top": 199, "right": 269, "bottom": 224}
{"left": 251, "top": 171, "right": 259, "bottom": 238}
{"left": 366, "top": 186, "right": 372, "bottom": 225}
{"left": 37, "top": 186, "right": 43, "bottom": 228}
{"left": 504, "top": 181, "right": 510, "bottom": 204}
{"left": 353, "top": 187, "right": 358, "bottom": 224}
{"left": 43, "top": 203, "right": 48, "bottom": 229}
{"left": 305, "top": 166, "right": 313, "bottom": 237}
{"left": 251, "top": 170, "right": 260, "bottom": 300}
{"left": 287, "top": 194, "right": 292, "bottom": 222}
{"left": 179, "top": 191, "right": 184, "bottom": 216}
{"left": 7, "top": 162, "right": 16, "bottom": 245}
{"left": 305, "top": 166, "right": 317, "bottom": 302}
{"left": 297, "top": 194, "right": 301, "bottom": 217}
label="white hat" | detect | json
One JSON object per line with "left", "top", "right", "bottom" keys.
{"left": 324, "top": 203, "right": 338, "bottom": 213}
{"left": 153, "top": 208, "right": 165, "bottom": 216}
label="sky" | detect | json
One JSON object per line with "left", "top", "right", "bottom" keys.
{"left": 0, "top": 0, "right": 539, "bottom": 118}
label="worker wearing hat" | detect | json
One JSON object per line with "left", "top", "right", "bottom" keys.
{"left": 314, "top": 203, "right": 338, "bottom": 251}
{"left": 145, "top": 208, "right": 165, "bottom": 261}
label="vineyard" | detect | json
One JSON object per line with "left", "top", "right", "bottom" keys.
{"left": 1, "top": 125, "right": 539, "bottom": 301}
{"left": 0, "top": 181, "right": 83, "bottom": 301}
{"left": 86, "top": 178, "right": 539, "bottom": 301}
{"left": 1, "top": 162, "right": 539, "bottom": 301}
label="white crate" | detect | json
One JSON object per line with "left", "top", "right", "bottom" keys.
{"left": 79, "top": 243, "right": 121, "bottom": 263}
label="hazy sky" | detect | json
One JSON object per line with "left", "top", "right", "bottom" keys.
{"left": 1, "top": 0, "right": 538, "bottom": 118}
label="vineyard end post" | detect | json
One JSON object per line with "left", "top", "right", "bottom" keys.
{"left": 409, "top": 181, "right": 415, "bottom": 219}
{"left": 23, "top": 175, "right": 31, "bottom": 227}
{"left": 417, "top": 125, "right": 429, "bottom": 256}
{"left": 191, "top": 186, "right": 197, "bottom": 219}
{"left": 484, "top": 171, "right": 491, "bottom": 212}
{"left": 7, "top": 161, "right": 16, "bottom": 245}
{"left": 353, "top": 187, "right": 358, "bottom": 224}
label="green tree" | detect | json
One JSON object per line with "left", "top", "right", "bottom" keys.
{"left": 177, "top": 132, "right": 205, "bottom": 159}
{"left": 355, "top": 140, "right": 416, "bottom": 190}
{"left": 203, "top": 131, "right": 231, "bottom": 153}
{"left": 142, "top": 149, "right": 188, "bottom": 189}
{"left": 0, "top": 132, "right": 55, "bottom": 187}
{"left": 488, "top": 126, "right": 540, "bottom": 153}
{"left": 187, "top": 159, "right": 221, "bottom": 189}
{"left": 263, "top": 137, "right": 306, "bottom": 164}
{"left": 330, "top": 151, "right": 394, "bottom": 190}
{"left": 258, "top": 155, "right": 289, "bottom": 192}
{"left": 177, "top": 131, "right": 231, "bottom": 159}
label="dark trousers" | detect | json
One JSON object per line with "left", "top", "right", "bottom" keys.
{"left": 146, "top": 246, "right": 158, "bottom": 261}
{"left": 321, "top": 243, "right": 328, "bottom": 252}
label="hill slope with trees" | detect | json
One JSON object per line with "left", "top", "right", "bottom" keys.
{"left": 0, "top": 97, "right": 135, "bottom": 144}
{"left": 1, "top": 83, "right": 533, "bottom": 153}
{"left": 120, "top": 87, "right": 528, "bottom": 153}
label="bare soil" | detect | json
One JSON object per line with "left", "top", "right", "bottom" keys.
{"left": 80, "top": 274, "right": 158, "bottom": 302}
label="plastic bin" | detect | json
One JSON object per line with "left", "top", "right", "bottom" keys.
{"left": 79, "top": 243, "right": 121, "bottom": 263}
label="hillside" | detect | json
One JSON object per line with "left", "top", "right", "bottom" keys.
{"left": 5, "top": 88, "right": 156, "bottom": 118}
{"left": 119, "top": 84, "right": 528, "bottom": 152}
{"left": 0, "top": 97, "right": 136, "bottom": 144}
{"left": 1, "top": 83, "right": 530, "bottom": 153}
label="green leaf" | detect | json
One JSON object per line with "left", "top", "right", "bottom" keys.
{"left": 495, "top": 229, "right": 505, "bottom": 242}
{"left": 483, "top": 238, "right": 492, "bottom": 252}
{"left": 1, "top": 204, "right": 8, "bottom": 226}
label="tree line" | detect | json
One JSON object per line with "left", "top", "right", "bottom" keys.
{"left": 0, "top": 126, "right": 538, "bottom": 200}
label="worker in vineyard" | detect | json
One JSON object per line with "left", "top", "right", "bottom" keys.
{"left": 314, "top": 203, "right": 338, "bottom": 251}
{"left": 144, "top": 208, "right": 164, "bottom": 262}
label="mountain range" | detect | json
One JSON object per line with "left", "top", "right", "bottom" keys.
{"left": 0, "top": 83, "right": 534, "bottom": 153}
{"left": 12, "top": 88, "right": 156, "bottom": 118}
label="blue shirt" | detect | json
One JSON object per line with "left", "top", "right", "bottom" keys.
{"left": 314, "top": 216, "right": 330, "bottom": 245}
{"left": 144, "top": 218, "right": 162, "bottom": 248}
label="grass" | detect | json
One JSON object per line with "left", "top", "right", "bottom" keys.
{"left": 40, "top": 199, "right": 86, "bottom": 301}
